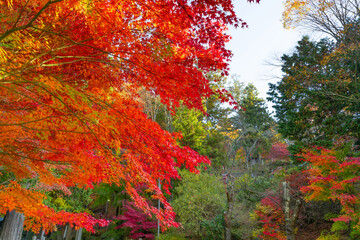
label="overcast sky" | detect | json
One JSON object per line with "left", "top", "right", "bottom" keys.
{"left": 226, "top": 0, "right": 305, "bottom": 112}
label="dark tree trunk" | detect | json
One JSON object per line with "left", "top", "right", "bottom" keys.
{"left": 0, "top": 210, "right": 25, "bottom": 240}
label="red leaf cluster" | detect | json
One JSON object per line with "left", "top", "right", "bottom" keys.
{"left": 115, "top": 201, "right": 157, "bottom": 239}
{"left": 263, "top": 142, "right": 290, "bottom": 160}
{"left": 254, "top": 195, "right": 286, "bottom": 240}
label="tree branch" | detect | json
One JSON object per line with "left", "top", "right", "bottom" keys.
{"left": 0, "top": 0, "right": 63, "bottom": 42}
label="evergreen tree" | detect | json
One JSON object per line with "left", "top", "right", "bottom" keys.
{"left": 268, "top": 36, "right": 360, "bottom": 147}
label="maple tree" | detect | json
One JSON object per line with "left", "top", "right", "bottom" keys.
{"left": 92, "top": 183, "right": 158, "bottom": 239}
{"left": 116, "top": 201, "right": 157, "bottom": 239}
{"left": 251, "top": 171, "right": 310, "bottom": 240}
{"left": 263, "top": 142, "right": 290, "bottom": 161}
{"left": 252, "top": 194, "right": 286, "bottom": 240}
{"left": 300, "top": 147, "right": 360, "bottom": 238}
{"left": 0, "top": 0, "right": 260, "bottom": 233}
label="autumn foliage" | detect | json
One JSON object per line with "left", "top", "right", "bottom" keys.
{"left": 0, "top": 0, "right": 259, "bottom": 232}
{"left": 263, "top": 142, "right": 290, "bottom": 160}
{"left": 116, "top": 201, "right": 157, "bottom": 239}
{"left": 253, "top": 195, "right": 286, "bottom": 240}
{"left": 300, "top": 147, "right": 360, "bottom": 236}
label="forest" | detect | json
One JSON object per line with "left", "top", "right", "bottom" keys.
{"left": 0, "top": 0, "right": 360, "bottom": 239}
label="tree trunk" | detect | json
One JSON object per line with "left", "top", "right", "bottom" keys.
{"left": 0, "top": 210, "right": 25, "bottom": 240}
{"left": 224, "top": 174, "right": 234, "bottom": 240}
{"left": 105, "top": 200, "right": 109, "bottom": 216}
{"left": 245, "top": 156, "right": 250, "bottom": 171}
{"left": 224, "top": 224, "right": 231, "bottom": 240}
{"left": 39, "top": 230, "right": 45, "bottom": 240}
{"left": 64, "top": 224, "right": 73, "bottom": 240}
{"left": 283, "top": 181, "right": 302, "bottom": 240}
{"left": 75, "top": 228, "right": 83, "bottom": 240}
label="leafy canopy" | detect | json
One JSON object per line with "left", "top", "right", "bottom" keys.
{"left": 0, "top": 0, "right": 259, "bottom": 232}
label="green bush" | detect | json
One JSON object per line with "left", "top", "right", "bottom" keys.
{"left": 172, "top": 170, "right": 226, "bottom": 238}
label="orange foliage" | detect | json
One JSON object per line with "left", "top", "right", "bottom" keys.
{"left": 300, "top": 147, "right": 360, "bottom": 231}
{"left": 0, "top": 0, "right": 258, "bottom": 232}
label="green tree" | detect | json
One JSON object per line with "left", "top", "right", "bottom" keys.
{"left": 173, "top": 107, "right": 207, "bottom": 155}
{"left": 170, "top": 72, "right": 232, "bottom": 170}
{"left": 218, "top": 81, "right": 274, "bottom": 240}
{"left": 173, "top": 105, "right": 229, "bottom": 169}
{"left": 172, "top": 170, "right": 226, "bottom": 239}
{"left": 268, "top": 36, "right": 360, "bottom": 147}
{"left": 230, "top": 82, "right": 275, "bottom": 168}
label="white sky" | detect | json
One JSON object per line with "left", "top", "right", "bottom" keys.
{"left": 226, "top": 0, "right": 304, "bottom": 112}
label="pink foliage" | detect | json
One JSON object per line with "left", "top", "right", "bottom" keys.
{"left": 115, "top": 201, "right": 157, "bottom": 239}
